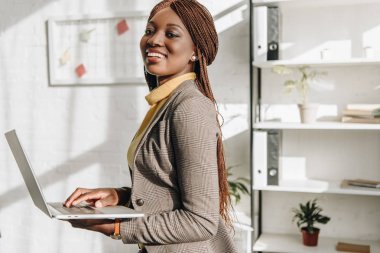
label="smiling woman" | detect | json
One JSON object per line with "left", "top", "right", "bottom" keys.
{"left": 64, "top": 1, "right": 238, "bottom": 252}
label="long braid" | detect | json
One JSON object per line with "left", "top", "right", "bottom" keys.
{"left": 195, "top": 48, "right": 215, "bottom": 102}
{"left": 147, "top": 0, "right": 232, "bottom": 227}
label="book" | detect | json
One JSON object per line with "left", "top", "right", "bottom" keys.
{"left": 342, "top": 104, "right": 380, "bottom": 123}
{"left": 343, "top": 104, "right": 380, "bottom": 117}
{"left": 342, "top": 179, "right": 380, "bottom": 189}
{"left": 343, "top": 109, "right": 380, "bottom": 118}
{"left": 336, "top": 242, "right": 370, "bottom": 253}
{"left": 342, "top": 116, "right": 380, "bottom": 124}
{"left": 346, "top": 104, "right": 380, "bottom": 110}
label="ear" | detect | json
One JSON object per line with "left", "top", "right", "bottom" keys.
{"left": 189, "top": 45, "right": 199, "bottom": 63}
{"left": 190, "top": 47, "right": 200, "bottom": 61}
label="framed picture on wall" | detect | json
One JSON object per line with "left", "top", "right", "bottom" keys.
{"left": 47, "top": 12, "right": 148, "bottom": 86}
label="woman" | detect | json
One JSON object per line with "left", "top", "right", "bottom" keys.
{"left": 64, "top": 1, "right": 238, "bottom": 252}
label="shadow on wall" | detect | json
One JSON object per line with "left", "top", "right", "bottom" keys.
{"left": 1, "top": 0, "right": 251, "bottom": 211}
{"left": 0, "top": 0, "right": 142, "bottom": 207}
{"left": 1, "top": 1, "right": 142, "bottom": 252}
{"left": 0, "top": 0, "right": 58, "bottom": 33}
{"left": 1, "top": 1, "right": 249, "bottom": 252}
{"left": 0, "top": 139, "right": 122, "bottom": 209}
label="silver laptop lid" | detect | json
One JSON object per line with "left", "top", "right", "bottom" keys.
{"left": 4, "top": 129, "right": 52, "bottom": 217}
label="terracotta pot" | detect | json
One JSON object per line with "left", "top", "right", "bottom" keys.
{"left": 298, "top": 103, "right": 319, "bottom": 123}
{"left": 301, "top": 227, "right": 320, "bottom": 246}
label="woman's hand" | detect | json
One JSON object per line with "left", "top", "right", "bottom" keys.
{"left": 68, "top": 219, "right": 114, "bottom": 236}
{"left": 64, "top": 188, "right": 122, "bottom": 208}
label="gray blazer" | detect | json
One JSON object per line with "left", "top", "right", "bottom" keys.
{"left": 120, "top": 80, "right": 238, "bottom": 253}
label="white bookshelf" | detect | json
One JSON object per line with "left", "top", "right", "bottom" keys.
{"left": 253, "top": 233, "right": 380, "bottom": 253}
{"left": 252, "top": 58, "right": 380, "bottom": 68}
{"left": 253, "top": 179, "right": 380, "bottom": 196}
{"left": 253, "top": 122, "right": 380, "bottom": 130}
{"left": 250, "top": 0, "right": 380, "bottom": 252}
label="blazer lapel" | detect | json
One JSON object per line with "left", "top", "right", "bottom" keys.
{"left": 132, "top": 80, "right": 195, "bottom": 170}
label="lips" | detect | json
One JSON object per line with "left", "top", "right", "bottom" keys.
{"left": 145, "top": 49, "right": 166, "bottom": 63}
{"left": 145, "top": 49, "right": 166, "bottom": 57}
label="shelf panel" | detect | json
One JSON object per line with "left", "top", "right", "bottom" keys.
{"left": 253, "top": 233, "right": 380, "bottom": 253}
{"left": 252, "top": 0, "right": 380, "bottom": 7}
{"left": 253, "top": 122, "right": 380, "bottom": 130}
{"left": 252, "top": 0, "right": 293, "bottom": 5}
{"left": 253, "top": 180, "right": 380, "bottom": 196}
{"left": 252, "top": 58, "right": 380, "bottom": 68}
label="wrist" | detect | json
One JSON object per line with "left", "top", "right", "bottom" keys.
{"left": 110, "top": 219, "right": 121, "bottom": 240}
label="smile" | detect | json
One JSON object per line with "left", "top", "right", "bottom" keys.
{"left": 145, "top": 49, "right": 166, "bottom": 64}
{"left": 147, "top": 52, "right": 165, "bottom": 58}
{"left": 145, "top": 49, "right": 166, "bottom": 58}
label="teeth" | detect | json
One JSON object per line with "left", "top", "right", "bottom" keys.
{"left": 147, "top": 52, "right": 164, "bottom": 58}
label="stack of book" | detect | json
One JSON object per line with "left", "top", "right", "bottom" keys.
{"left": 341, "top": 104, "right": 380, "bottom": 124}
{"left": 336, "top": 242, "right": 370, "bottom": 253}
{"left": 341, "top": 179, "right": 380, "bottom": 189}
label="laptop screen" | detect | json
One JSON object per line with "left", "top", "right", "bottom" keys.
{"left": 4, "top": 130, "right": 52, "bottom": 217}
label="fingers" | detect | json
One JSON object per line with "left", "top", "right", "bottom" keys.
{"left": 64, "top": 188, "right": 118, "bottom": 207}
{"left": 73, "top": 191, "right": 105, "bottom": 207}
{"left": 64, "top": 188, "right": 91, "bottom": 207}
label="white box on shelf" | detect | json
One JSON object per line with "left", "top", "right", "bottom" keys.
{"left": 254, "top": 6, "right": 268, "bottom": 62}
{"left": 253, "top": 131, "right": 268, "bottom": 187}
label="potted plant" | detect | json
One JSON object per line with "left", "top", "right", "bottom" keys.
{"left": 292, "top": 199, "right": 331, "bottom": 246}
{"left": 227, "top": 165, "right": 249, "bottom": 205}
{"left": 272, "top": 65, "right": 326, "bottom": 123}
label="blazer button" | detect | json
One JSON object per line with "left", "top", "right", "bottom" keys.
{"left": 136, "top": 199, "right": 144, "bottom": 206}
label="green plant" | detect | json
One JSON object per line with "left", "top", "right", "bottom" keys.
{"left": 292, "top": 199, "right": 331, "bottom": 234}
{"left": 227, "top": 166, "right": 249, "bottom": 205}
{"left": 272, "top": 65, "right": 326, "bottom": 104}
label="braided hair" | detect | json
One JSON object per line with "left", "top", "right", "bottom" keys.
{"left": 145, "top": 0, "right": 232, "bottom": 226}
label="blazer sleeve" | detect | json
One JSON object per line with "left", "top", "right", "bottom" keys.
{"left": 118, "top": 187, "right": 132, "bottom": 206}
{"left": 120, "top": 95, "right": 220, "bottom": 245}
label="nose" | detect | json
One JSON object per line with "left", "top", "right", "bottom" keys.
{"left": 147, "top": 31, "right": 164, "bottom": 47}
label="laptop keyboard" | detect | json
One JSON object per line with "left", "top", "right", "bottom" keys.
{"left": 50, "top": 203, "right": 96, "bottom": 215}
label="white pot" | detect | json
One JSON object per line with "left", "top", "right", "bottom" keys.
{"left": 298, "top": 103, "right": 319, "bottom": 123}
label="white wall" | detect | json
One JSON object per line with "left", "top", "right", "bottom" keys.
{"left": 0, "top": 0, "right": 250, "bottom": 252}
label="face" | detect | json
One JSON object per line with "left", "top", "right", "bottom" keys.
{"left": 140, "top": 7, "right": 196, "bottom": 84}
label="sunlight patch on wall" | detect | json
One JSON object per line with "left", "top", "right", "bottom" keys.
{"left": 261, "top": 104, "right": 338, "bottom": 123}
{"left": 214, "top": 5, "right": 247, "bottom": 33}
{"left": 291, "top": 40, "right": 352, "bottom": 61}
{"left": 363, "top": 25, "right": 380, "bottom": 59}
{"left": 219, "top": 103, "right": 248, "bottom": 140}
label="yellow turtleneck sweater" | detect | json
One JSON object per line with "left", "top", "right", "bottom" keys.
{"left": 127, "top": 72, "right": 196, "bottom": 168}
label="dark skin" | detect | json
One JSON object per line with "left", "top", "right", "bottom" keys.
{"left": 64, "top": 7, "right": 197, "bottom": 236}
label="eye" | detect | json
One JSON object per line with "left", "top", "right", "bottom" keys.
{"left": 144, "top": 28, "right": 154, "bottom": 36}
{"left": 166, "top": 32, "right": 178, "bottom": 38}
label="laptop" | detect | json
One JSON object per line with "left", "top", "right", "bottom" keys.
{"left": 4, "top": 129, "right": 144, "bottom": 220}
